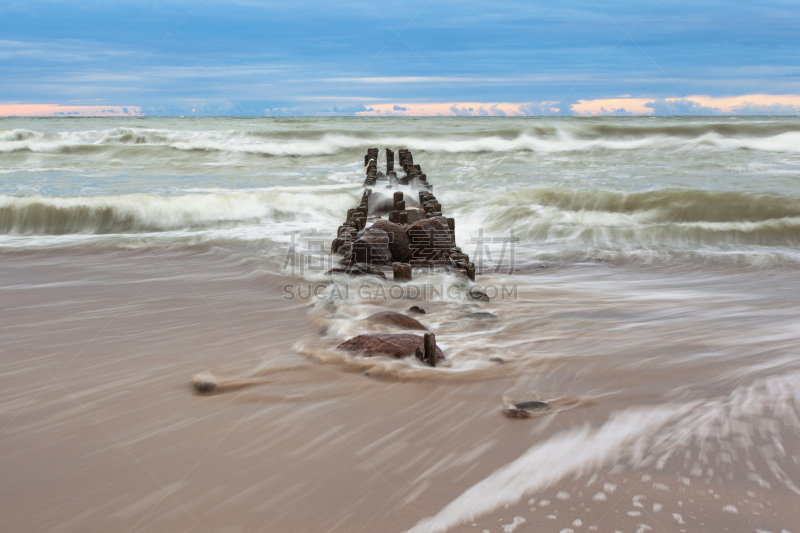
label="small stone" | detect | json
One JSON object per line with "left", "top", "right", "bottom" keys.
{"left": 409, "top": 305, "right": 426, "bottom": 314}
{"left": 191, "top": 372, "right": 219, "bottom": 394}
{"left": 489, "top": 357, "right": 506, "bottom": 364}
{"left": 515, "top": 400, "right": 550, "bottom": 411}
{"left": 468, "top": 288, "right": 490, "bottom": 301}
{"left": 504, "top": 408, "right": 531, "bottom": 419}
{"left": 462, "top": 312, "right": 498, "bottom": 320}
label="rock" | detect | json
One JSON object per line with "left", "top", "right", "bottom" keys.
{"left": 462, "top": 312, "right": 498, "bottom": 320}
{"left": 350, "top": 228, "right": 391, "bottom": 265}
{"left": 406, "top": 218, "right": 452, "bottom": 261}
{"left": 504, "top": 408, "right": 531, "bottom": 419}
{"left": 325, "top": 264, "right": 387, "bottom": 279}
{"left": 368, "top": 192, "right": 420, "bottom": 217}
{"left": 366, "top": 311, "right": 427, "bottom": 331}
{"left": 337, "top": 334, "right": 444, "bottom": 362}
{"left": 405, "top": 207, "right": 426, "bottom": 224}
{"left": 468, "top": 288, "right": 490, "bottom": 301}
{"left": 489, "top": 357, "right": 506, "bottom": 364}
{"left": 191, "top": 372, "right": 219, "bottom": 394}
{"left": 514, "top": 400, "right": 550, "bottom": 411}
{"left": 370, "top": 220, "right": 411, "bottom": 262}
{"left": 409, "top": 305, "right": 425, "bottom": 314}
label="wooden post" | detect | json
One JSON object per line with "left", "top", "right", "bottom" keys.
{"left": 465, "top": 262, "right": 475, "bottom": 282}
{"left": 398, "top": 211, "right": 408, "bottom": 224}
{"left": 393, "top": 191, "right": 403, "bottom": 206}
{"left": 423, "top": 333, "right": 436, "bottom": 367}
{"left": 395, "top": 200, "right": 405, "bottom": 211}
{"left": 392, "top": 262, "right": 412, "bottom": 281}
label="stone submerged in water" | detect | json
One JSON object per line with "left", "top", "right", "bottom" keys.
{"left": 504, "top": 408, "right": 531, "bottom": 419}
{"left": 409, "top": 305, "right": 425, "bottom": 314}
{"left": 349, "top": 228, "right": 392, "bottom": 264}
{"left": 325, "top": 264, "right": 387, "bottom": 279}
{"left": 337, "top": 333, "right": 444, "bottom": 362}
{"left": 366, "top": 311, "right": 427, "bottom": 331}
{"left": 370, "top": 220, "right": 411, "bottom": 262}
{"left": 406, "top": 218, "right": 451, "bottom": 260}
{"left": 462, "top": 312, "right": 498, "bottom": 320}
{"left": 514, "top": 400, "right": 550, "bottom": 411}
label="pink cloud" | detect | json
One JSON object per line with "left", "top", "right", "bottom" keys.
{"left": 0, "top": 104, "right": 143, "bottom": 117}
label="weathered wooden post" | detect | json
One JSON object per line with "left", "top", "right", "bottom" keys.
{"left": 392, "top": 262, "right": 412, "bottom": 281}
{"left": 423, "top": 333, "right": 437, "bottom": 367}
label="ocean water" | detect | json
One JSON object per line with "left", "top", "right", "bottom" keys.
{"left": 2, "top": 116, "right": 800, "bottom": 532}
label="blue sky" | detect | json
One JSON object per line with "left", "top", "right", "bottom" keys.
{"left": 1, "top": 0, "right": 799, "bottom": 115}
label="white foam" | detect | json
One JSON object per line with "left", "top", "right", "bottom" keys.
{"left": 405, "top": 370, "right": 800, "bottom": 533}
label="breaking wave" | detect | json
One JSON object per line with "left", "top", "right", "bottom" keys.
{"left": 457, "top": 188, "right": 800, "bottom": 248}
{"left": 3, "top": 121, "right": 800, "bottom": 156}
{"left": 0, "top": 191, "right": 353, "bottom": 235}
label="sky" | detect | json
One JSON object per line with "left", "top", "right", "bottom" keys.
{"left": 0, "top": 0, "right": 799, "bottom": 116}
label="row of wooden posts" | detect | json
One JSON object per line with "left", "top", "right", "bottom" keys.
{"left": 335, "top": 148, "right": 477, "bottom": 284}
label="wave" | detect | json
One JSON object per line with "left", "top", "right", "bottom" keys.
{"left": 456, "top": 188, "right": 800, "bottom": 247}
{"left": 0, "top": 191, "right": 354, "bottom": 235}
{"left": 406, "top": 370, "right": 800, "bottom": 532}
{"left": 3, "top": 121, "right": 800, "bottom": 156}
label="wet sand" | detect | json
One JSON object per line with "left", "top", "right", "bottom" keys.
{"left": 2, "top": 248, "right": 800, "bottom": 532}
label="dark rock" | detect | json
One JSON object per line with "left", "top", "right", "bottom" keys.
{"left": 337, "top": 334, "right": 444, "bottom": 362}
{"left": 504, "top": 408, "right": 531, "bottom": 419}
{"left": 350, "top": 228, "right": 391, "bottom": 265}
{"left": 468, "top": 288, "right": 490, "bottom": 301}
{"left": 489, "top": 357, "right": 506, "bottom": 364}
{"left": 368, "top": 192, "right": 420, "bottom": 217}
{"left": 371, "top": 220, "right": 411, "bottom": 262}
{"left": 325, "top": 265, "right": 387, "bottom": 280}
{"left": 405, "top": 207, "right": 426, "bottom": 224}
{"left": 462, "top": 312, "right": 498, "bottom": 320}
{"left": 406, "top": 218, "right": 452, "bottom": 261}
{"left": 514, "top": 400, "right": 550, "bottom": 411}
{"left": 366, "top": 311, "right": 427, "bottom": 331}
{"left": 409, "top": 305, "right": 426, "bottom": 314}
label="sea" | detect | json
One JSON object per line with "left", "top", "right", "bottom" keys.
{"left": 1, "top": 116, "right": 799, "bottom": 532}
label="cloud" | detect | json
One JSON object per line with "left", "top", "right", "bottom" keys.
{"left": 731, "top": 101, "right": 800, "bottom": 115}
{"left": 644, "top": 98, "right": 722, "bottom": 115}
{"left": 392, "top": 105, "right": 408, "bottom": 111}
{"left": 0, "top": 104, "right": 143, "bottom": 117}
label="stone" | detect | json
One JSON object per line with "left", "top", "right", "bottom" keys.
{"left": 370, "top": 220, "right": 412, "bottom": 262}
{"left": 405, "top": 207, "right": 426, "bottom": 224}
{"left": 514, "top": 400, "right": 550, "bottom": 411}
{"left": 325, "top": 265, "right": 387, "bottom": 280}
{"left": 191, "top": 372, "right": 219, "bottom": 394}
{"left": 350, "top": 228, "right": 391, "bottom": 265}
{"left": 504, "top": 408, "right": 531, "bottom": 419}
{"left": 406, "top": 218, "right": 452, "bottom": 261}
{"left": 489, "top": 357, "right": 506, "bottom": 364}
{"left": 366, "top": 311, "right": 427, "bottom": 331}
{"left": 462, "top": 312, "right": 498, "bottom": 320}
{"left": 467, "top": 287, "right": 489, "bottom": 301}
{"left": 337, "top": 334, "right": 444, "bottom": 362}
{"left": 409, "top": 305, "right": 425, "bottom": 314}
